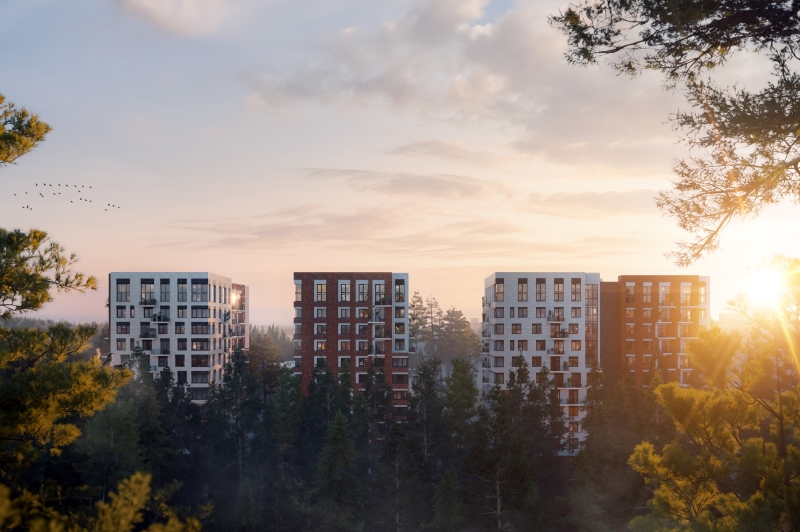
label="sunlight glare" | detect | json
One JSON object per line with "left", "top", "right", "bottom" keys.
{"left": 745, "top": 268, "right": 784, "bottom": 309}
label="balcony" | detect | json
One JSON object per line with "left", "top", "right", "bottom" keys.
{"left": 140, "top": 298, "right": 157, "bottom": 306}
{"left": 659, "top": 295, "right": 677, "bottom": 306}
{"left": 375, "top": 330, "right": 391, "bottom": 339}
{"left": 374, "top": 296, "right": 391, "bottom": 306}
{"left": 546, "top": 313, "right": 564, "bottom": 323}
{"left": 369, "top": 312, "right": 386, "bottom": 324}
{"left": 139, "top": 330, "right": 157, "bottom": 339}
{"left": 151, "top": 315, "right": 170, "bottom": 322}
{"left": 149, "top": 365, "right": 159, "bottom": 372}
{"left": 150, "top": 348, "right": 171, "bottom": 355}
{"left": 550, "top": 329, "right": 569, "bottom": 339}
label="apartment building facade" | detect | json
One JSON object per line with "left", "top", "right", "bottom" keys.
{"left": 108, "top": 272, "right": 250, "bottom": 403}
{"left": 482, "top": 272, "right": 600, "bottom": 454}
{"left": 602, "top": 275, "right": 711, "bottom": 386}
{"left": 293, "top": 272, "right": 410, "bottom": 415}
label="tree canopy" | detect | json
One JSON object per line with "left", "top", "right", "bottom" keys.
{"left": 552, "top": 0, "right": 800, "bottom": 264}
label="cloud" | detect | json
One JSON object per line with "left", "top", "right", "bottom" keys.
{"left": 120, "top": 0, "right": 239, "bottom": 35}
{"left": 165, "top": 204, "right": 652, "bottom": 261}
{"left": 386, "top": 140, "right": 506, "bottom": 166}
{"left": 241, "top": 0, "right": 685, "bottom": 169}
{"left": 303, "top": 168, "right": 488, "bottom": 199}
{"left": 525, "top": 189, "right": 658, "bottom": 218}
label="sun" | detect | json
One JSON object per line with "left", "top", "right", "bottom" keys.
{"left": 745, "top": 268, "right": 785, "bottom": 309}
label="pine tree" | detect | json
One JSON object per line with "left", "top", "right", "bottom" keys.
{"left": 430, "top": 469, "right": 463, "bottom": 532}
{"left": 311, "top": 410, "right": 360, "bottom": 532}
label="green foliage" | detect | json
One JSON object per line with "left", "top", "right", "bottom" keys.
{"left": 551, "top": 0, "right": 800, "bottom": 264}
{"left": 0, "top": 228, "right": 96, "bottom": 318}
{"left": 0, "top": 93, "right": 51, "bottom": 166}
{"left": 0, "top": 323, "right": 132, "bottom": 487}
{"left": 311, "top": 410, "right": 360, "bottom": 531}
{"left": 430, "top": 470, "right": 463, "bottom": 532}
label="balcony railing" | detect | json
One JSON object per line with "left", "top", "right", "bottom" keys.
{"left": 547, "top": 313, "right": 564, "bottom": 322}
{"left": 550, "top": 329, "right": 569, "bottom": 338}
{"left": 151, "top": 315, "right": 170, "bottom": 322}
{"left": 375, "top": 330, "right": 391, "bottom": 338}
{"left": 139, "top": 330, "right": 157, "bottom": 339}
{"left": 149, "top": 365, "right": 159, "bottom": 372}
{"left": 150, "top": 348, "right": 171, "bottom": 355}
{"left": 140, "top": 298, "right": 157, "bottom": 306}
{"left": 374, "top": 296, "right": 390, "bottom": 306}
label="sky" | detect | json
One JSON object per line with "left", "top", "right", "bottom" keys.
{"left": 1, "top": 0, "right": 798, "bottom": 325}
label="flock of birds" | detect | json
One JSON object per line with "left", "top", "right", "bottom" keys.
{"left": 14, "top": 182, "right": 121, "bottom": 212}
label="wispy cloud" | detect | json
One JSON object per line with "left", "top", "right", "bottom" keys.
{"left": 303, "top": 168, "right": 488, "bottom": 199}
{"left": 119, "top": 0, "right": 241, "bottom": 35}
{"left": 524, "top": 190, "right": 658, "bottom": 218}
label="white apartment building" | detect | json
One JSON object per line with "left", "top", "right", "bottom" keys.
{"left": 482, "top": 272, "right": 600, "bottom": 455}
{"left": 109, "top": 272, "right": 249, "bottom": 403}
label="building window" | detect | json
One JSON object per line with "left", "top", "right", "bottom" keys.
{"left": 625, "top": 284, "right": 635, "bottom": 303}
{"left": 494, "top": 278, "right": 504, "bottom": 302}
{"left": 518, "top": 340, "right": 528, "bottom": 351}
{"left": 568, "top": 390, "right": 579, "bottom": 404}
{"left": 571, "top": 278, "right": 581, "bottom": 302}
{"left": 191, "top": 355, "right": 209, "bottom": 367}
{"left": 340, "top": 324, "right": 351, "bottom": 335}
{"left": 176, "top": 306, "right": 186, "bottom": 318}
{"left": 569, "top": 356, "right": 578, "bottom": 367}
{"left": 552, "top": 307, "right": 565, "bottom": 321}
{"left": 568, "top": 406, "right": 579, "bottom": 417}
{"left": 568, "top": 323, "right": 578, "bottom": 334}
{"left": 659, "top": 308, "right": 671, "bottom": 321}
{"left": 357, "top": 324, "right": 368, "bottom": 335}
{"left": 494, "top": 324, "right": 504, "bottom": 334}
{"left": 116, "top": 306, "right": 126, "bottom": 318}
{"left": 191, "top": 388, "right": 208, "bottom": 401}
{"left": 116, "top": 339, "right": 126, "bottom": 350}
{"left": 294, "top": 340, "right": 302, "bottom": 351}
{"left": 553, "top": 340, "right": 565, "bottom": 354}
{"left": 191, "top": 339, "right": 209, "bottom": 351}
{"left": 192, "top": 323, "right": 210, "bottom": 334}
{"left": 518, "top": 278, "right": 528, "bottom": 302}
{"left": 191, "top": 307, "right": 209, "bottom": 318}
{"left": 625, "top": 308, "right": 635, "bottom": 319}
{"left": 493, "top": 340, "right": 504, "bottom": 351}
{"left": 295, "top": 282, "right": 302, "bottom": 302}
{"left": 116, "top": 279, "right": 130, "bottom": 302}
{"left": 536, "top": 278, "right": 546, "bottom": 301}
{"left": 191, "top": 280, "right": 209, "bottom": 302}
{"left": 511, "top": 356, "right": 523, "bottom": 367}
{"left": 160, "top": 279, "right": 170, "bottom": 302}
{"left": 571, "top": 307, "right": 581, "bottom": 318}
{"left": 532, "top": 356, "right": 542, "bottom": 367}
{"left": 516, "top": 307, "right": 527, "bottom": 318}
{"left": 642, "top": 285, "right": 652, "bottom": 303}
{"left": 494, "top": 373, "right": 505, "bottom": 385}
{"left": 642, "top": 308, "right": 652, "bottom": 319}
{"left": 536, "top": 340, "right": 546, "bottom": 351}
{"left": 116, "top": 322, "right": 130, "bottom": 334}
{"left": 338, "top": 307, "right": 350, "bottom": 319}
{"left": 571, "top": 340, "right": 581, "bottom": 351}
{"left": 625, "top": 324, "right": 635, "bottom": 334}
{"left": 511, "top": 324, "right": 521, "bottom": 334}
{"left": 316, "top": 324, "right": 326, "bottom": 334}
{"left": 392, "top": 357, "right": 408, "bottom": 367}
{"left": 315, "top": 308, "right": 327, "bottom": 319}
{"left": 532, "top": 323, "right": 542, "bottom": 334}
{"left": 176, "top": 279, "right": 187, "bottom": 302}
{"left": 174, "top": 355, "right": 185, "bottom": 367}
{"left": 554, "top": 278, "right": 564, "bottom": 302}
{"left": 509, "top": 308, "right": 515, "bottom": 318}
{"left": 509, "top": 340, "right": 515, "bottom": 351}
{"left": 316, "top": 341, "right": 326, "bottom": 351}
{"left": 357, "top": 341, "right": 368, "bottom": 352}
{"left": 392, "top": 374, "right": 409, "bottom": 384}
{"left": 494, "top": 356, "right": 504, "bottom": 367}
{"left": 192, "top": 371, "right": 209, "bottom": 384}
{"left": 357, "top": 283, "right": 368, "bottom": 302}
{"left": 158, "top": 324, "right": 168, "bottom": 335}
{"left": 395, "top": 339, "right": 405, "bottom": 350}
{"left": 625, "top": 339, "right": 635, "bottom": 350}
{"left": 699, "top": 286, "right": 706, "bottom": 304}
{"left": 395, "top": 307, "right": 406, "bottom": 319}
{"left": 177, "top": 338, "right": 187, "bottom": 350}
{"left": 536, "top": 307, "right": 545, "bottom": 318}
{"left": 316, "top": 283, "right": 326, "bottom": 302}
{"left": 494, "top": 307, "right": 504, "bottom": 318}
{"left": 395, "top": 280, "right": 406, "bottom": 302}
{"left": 174, "top": 322, "right": 185, "bottom": 334}
{"left": 340, "top": 283, "right": 351, "bottom": 302}
{"left": 393, "top": 390, "right": 408, "bottom": 400}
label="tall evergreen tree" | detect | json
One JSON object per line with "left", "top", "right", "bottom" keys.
{"left": 311, "top": 410, "right": 361, "bottom": 532}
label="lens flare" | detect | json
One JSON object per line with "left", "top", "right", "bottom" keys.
{"left": 745, "top": 268, "right": 784, "bottom": 309}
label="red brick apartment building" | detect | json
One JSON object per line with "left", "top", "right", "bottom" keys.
{"left": 293, "top": 272, "right": 411, "bottom": 414}
{"left": 601, "top": 275, "right": 711, "bottom": 386}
